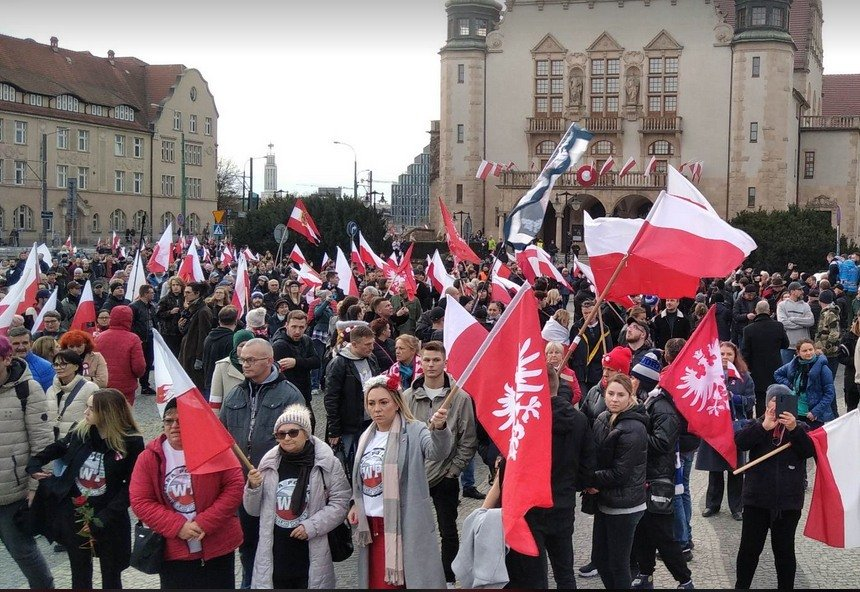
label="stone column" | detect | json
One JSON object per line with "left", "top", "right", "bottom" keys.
{"left": 555, "top": 210, "right": 564, "bottom": 250}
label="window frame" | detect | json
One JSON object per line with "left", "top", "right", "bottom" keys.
{"left": 14, "top": 120, "right": 26, "bottom": 144}
{"left": 77, "top": 167, "right": 89, "bottom": 190}
{"left": 752, "top": 56, "right": 761, "bottom": 78}
{"left": 747, "top": 187, "right": 756, "bottom": 208}
{"left": 589, "top": 57, "right": 621, "bottom": 116}
{"left": 804, "top": 151, "right": 815, "bottom": 179}
{"left": 646, "top": 55, "right": 680, "bottom": 115}
{"left": 78, "top": 130, "right": 89, "bottom": 152}
{"left": 56, "top": 164, "right": 68, "bottom": 188}
{"left": 457, "top": 64, "right": 465, "bottom": 84}
{"left": 456, "top": 124, "right": 464, "bottom": 144}
{"left": 750, "top": 122, "right": 758, "bottom": 143}
{"left": 56, "top": 127, "right": 69, "bottom": 150}
{"left": 114, "top": 134, "right": 126, "bottom": 157}
{"left": 133, "top": 172, "right": 144, "bottom": 194}
{"left": 133, "top": 137, "right": 143, "bottom": 158}
{"left": 114, "top": 170, "right": 125, "bottom": 193}
{"left": 14, "top": 160, "right": 25, "bottom": 185}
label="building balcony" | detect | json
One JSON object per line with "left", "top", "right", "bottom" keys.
{"left": 584, "top": 116, "right": 622, "bottom": 133}
{"left": 641, "top": 116, "right": 683, "bottom": 133}
{"left": 498, "top": 170, "right": 666, "bottom": 190}
{"left": 527, "top": 117, "right": 567, "bottom": 134}
{"left": 801, "top": 115, "right": 860, "bottom": 130}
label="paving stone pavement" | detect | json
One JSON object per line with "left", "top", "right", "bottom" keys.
{"left": 1, "top": 370, "right": 858, "bottom": 589}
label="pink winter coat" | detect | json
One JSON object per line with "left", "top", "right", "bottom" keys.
{"left": 95, "top": 306, "right": 146, "bottom": 403}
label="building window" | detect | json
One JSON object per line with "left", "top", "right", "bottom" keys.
{"left": 115, "top": 134, "right": 125, "bottom": 157}
{"left": 133, "top": 172, "right": 143, "bottom": 194}
{"left": 457, "top": 64, "right": 465, "bottom": 84}
{"left": 537, "top": 140, "right": 556, "bottom": 155}
{"left": 647, "top": 56, "right": 679, "bottom": 114}
{"left": 14, "top": 121, "right": 26, "bottom": 144}
{"left": 804, "top": 152, "right": 815, "bottom": 179}
{"left": 476, "top": 19, "right": 488, "bottom": 37}
{"left": 750, "top": 122, "right": 758, "bottom": 142}
{"left": 751, "top": 6, "right": 767, "bottom": 26}
{"left": 457, "top": 124, "right": 464, "bottom": 143}
{"left": 0, "top": 83, "right": 14, "bottom": 101}
{"left": 204, "top": 117, "right": 212, "bottom": 135}
{"left": 591, "top": 140, "right": 614, "bottom": 155}
{"left": 92, "top": 213, "right": 100, "bottom": 233}
{"left": 456, "top": 184, "right": 463, "bottom": 204}
{"left": 189, "top": 114, "right": 197, "bottom": 133}
{"left": 114, "top": 170, "right": 125, "bottom": 192}
{"left": 133, "top": 210, "right": 146, "bottom": 233}
{"left": 0, "top": 207, "right": 4, "bottom": 229}
{"left": 0, "top": 159, "right": 3, "bottom": 183}
{"left": 90, "top": 105, "right": 106, "bottom": 117}
{"left": 186, "top": 144, "right": 203, "bottom": 166}
{"left": 28, "top": 94, "right": 43, "bottom": 107}
{"left": 534, "top": 58, "right": 565, "bottom": 116}
{"left": 114, "top": 105, "right": 134, "bottom": 121}
{"left": 458, "top": 18, "right": 470, "bottom": 36}
{"left": 78, "top": 130, "right": 89, "bottom": 152}
{"left": 769, "top": 7, "right": 784, "bottom": 28}
{"left": 14, "top": 160, "right": 25, "bottom": 184}
{"left": 110, "top": 209, "right": 126, "bottom": 232}
{"left": 747, "top": 187, "right": 756, "bottom": 208}
{"left": 590, "top": 58, "right": 621, "bottom": 115}
{"left": 162, "top": 211, "right": 175, "bottom": 231}
{"left": 648, "top": 140, "right": 674, "bottom": 156}
{"left": 133, "top": 137, "right": 143, "bottom": 158}
{"left": 187, "top": 213, "right": 200, "bottom": 234}
{"left": 0, "top": 118, "right": 4, "bottom": 142}
{"left": 78, "top": 167, "right": 89, "bottom": 190}
{"left": 173, "top": 111, "right": 182, "bottom": 131}
{"left": 56, "top": 127, "right": 69, "bottom": 150}
{"left": 55, "top": 94, "right": 79, "bottom": 112}
{"left": 13, "top": 205, "right": 34, "bottom": 230}
{"left": 162, "top": 175, "right": 175, "bottom": 197}
{"left": 56, "top": 165, "right": 68, "bottom": 188}
{"left": 161, "top": 140, "right": 175, "bottom": 162}
{"left": 752, "top": 56, "right": 761, "bottom": 78}
{"left": 186, "top": 177, "right": 202, "bottom": 199}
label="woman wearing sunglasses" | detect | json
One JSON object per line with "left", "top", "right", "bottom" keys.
{"left": 244, "top": 404, "right": 351, "bottom": 588}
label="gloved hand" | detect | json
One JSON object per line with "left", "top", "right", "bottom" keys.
{"left": 194, "top": 359, "right": 203, "bottom": 370}
{"left": 731, "top": 394, "right": 744, "bottom": 407}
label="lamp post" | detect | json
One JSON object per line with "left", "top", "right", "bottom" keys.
{"left": 333, "top": 140, "right": 358, "bottom": 199}
{"left": 453, "top": 210, "right": 467, "bottom": 236}
{"left": 365, "top": 190, "right": 386, "bottom": 212}
{"left": 242, "top": 156, "right": 268, "bottom": 210}
{"left": 554, "top": 191, "right": 583, "bottom": 266}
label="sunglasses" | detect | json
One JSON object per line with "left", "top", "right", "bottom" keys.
{"left": 274, "top": 428, "right": 302, "bottom": 440}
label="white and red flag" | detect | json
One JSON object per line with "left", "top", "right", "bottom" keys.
{"left": 691, "top": 161, "right": 703, "bottom": 184}
{"left": 573, "top": 255, "right": 635, "bottom": 307}
{"left": 111, "top": 231, "right": 120, "bottom": 253}
{"left": 220, "top": 244, "right": 234, "bottom": 268}
{"left": 69, "top": 280, "right": 97, "bottom": 334}
{"left": 335, "top": 247, "right": 360, "bottom": 297}
{"left": 644, "top": 156, "right": 658, "bottom": 175}
{"left": 457, "top": 283, "right": 553, "bottom": 556}
{"left": 427, "top": 250, "right": 455, "bottom": 294}
{"left": 598, "top": 156, "right": 615, "bottom": 177}
{"left": 803, "top": 409, "right": 860, "bottom": 548}
{"left": 321, "top": 252, "right": 331, "bottom": 270}
{"left": 31, "top": 288, "right": 58, "bottom": 333}
{"left": 231, "top": 255, "right": 250, "bottom": 320}
{"left": 618, "top": 157, "right": 636, "bottom": 178}
{"left": 296, "top": 263, "right": 323, "bottom": 291}
{"left": 357, "top": 232, "right": 385, "bottom": 269}
{"left": 153, "top": 330, "right": 240, "bottom": 471}
{"left": 63, "top": 235, "right": 76, "bottom": 254}
{"left": 242, "top": 247, "right": 259, "bottom": 263}
{"left": 384, "top": 243, "right": 417, "bottom": 300}
{"left": 287, "top": 199, "right": 321, "bottom": 244}
{"left": 350, "top": 240, "right": 366, "bottom": 275}
{"left": 289, "top": 244, "right": 307, "bottom": 266}
{"left": 442, "top": 294, "right": 489, "bottom": 379}
{"left": 660, "top": 306, "right": 738, "bottom": 468}
{"left": 516, "top": 245, "right": 571, "bottom": 290}
{"left": 491, "top": 260, "right": 518, "bottom": 305}
{"left": 177, "top": 242, "right": 205, "bottom": 283}
{"left": 0, "top": 244, "right": 40, "bottom": 335}
{"left": 476, "top": 160, "right": 494, "bottom": 180}
{"left": 439, "top": 198, "right": 481, "bottom": 264}
{"left": 126, "top": 250, "right": 147, "bottom": 304}
{"left": 147, "top": 223, "right": 173, "bottom": 274}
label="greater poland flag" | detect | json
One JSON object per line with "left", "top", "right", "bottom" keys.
{"left": 127, "top": 250, "right": 147, "bottom": 302}
{"left": 358, "top": 232, "right": 385, "bottom": 269}
{"left": 231, "top": 255, "right": 250, "bottom": 320}
{"left": 804, "top": 409, "right": 860, "bottom": 548}
{"left": 287, "top": 198, "right": 321, "bottom": 244}
{"left": 350, "top": 240, "right": 366, "bottom": 274}
{"left": 289, "top": 244, "right": 307, "bottom": 266}
{"left": 442, "top": 294, "right": 488, "bottom": 379}
{"left": 147, "top": 223, "right": 173, "bottom": 273}
{"left": 335, "top": 247, "right": 360, "bottom": 297}
{"left": 70, "top": 280, "right": 97, "bottom": 334}
{"left": 427, "top": 250, "right": 455, "bottom": 294}
{"left": 618, "top": 156, "right": 637, "bottom": 178}
{"left": 476, "top": 160, "right": 494, "bottom": 180}
{"left": 0, "top": 244, "right": 40, "bottom": 334}
{"left": 153, "top": 330, "right": 240, "bottom": 472}
{"left": 31, "top": 288, "right": 58, "bottom": 333}
{"left": 178, "top": 242, "right": 205, "bottom": 283}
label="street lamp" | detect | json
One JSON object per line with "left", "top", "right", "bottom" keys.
{"left": 151, "top": 103, "right": 185, "bottom": 230}
{"left": 333, "top": 140, "right": 358, "bottom": 200}
{"left": 453, "top": 210, "right": 467, "bottom": 236}
{"left": 555, "top": 191, "right": 583, "bottom": 266}
{"left": 365, "top": 190, "right": 386, "bottom": 211}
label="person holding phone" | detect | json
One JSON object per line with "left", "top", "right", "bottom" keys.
{"left": 773, "top": 338, "right": 836, "bottom": 429}
{"left": 734, "top": 384, "right": 816, "bottom": 589}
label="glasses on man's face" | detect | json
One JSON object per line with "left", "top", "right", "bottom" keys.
{"left": 274, "top": 428, "right": 302, "bottom": 440}
{"left": 163, "top": 417, "right": 180, "bottom": 426}
{"left": 238, "top": 356, "right": 267, "bottom": 366}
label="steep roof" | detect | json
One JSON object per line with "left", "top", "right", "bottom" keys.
{"left": 821, "top": 74, "right": 860, "bottom": 117}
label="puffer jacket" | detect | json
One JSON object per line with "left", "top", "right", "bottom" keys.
{"left": 95, "top": 305, "right": 146, "bottom": 403}
{"left": 774, "top": 355, "right": 836, "bottom": 423}
{"left": 643, "top": 390, "right": 680, "bottom": 481}
{"left": 47, "top": 374, "right": 99, "bottom": 440}
{"left": 580, "top": 383, "right": 606, "bottom": 425}
{"left": 591, "top": 404, "right": 648, "bottom": 510}
{"left": 129, "top": 434, "right": 244, "bottom": 562}
{"left": 244, "top": 437, "right": 351, "bottom": 589}
{"left": 0, "top": 359, "right": 55, "bottom": 505}
{"left": 323, "top": 348, "right": 380, "bottom": 438}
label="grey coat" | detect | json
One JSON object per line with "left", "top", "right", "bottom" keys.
{"left": 352, "top": 417, "right": 453, "bottom": 589}
{"left": 244, "top": 436, "right": 351, "bottom": 589}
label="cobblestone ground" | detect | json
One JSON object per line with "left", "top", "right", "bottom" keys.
{"left": 1, "top": 370, "right": 858, "bottom": 589}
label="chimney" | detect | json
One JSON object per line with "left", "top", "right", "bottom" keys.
{"left": 108, "top": 49, "right": 115, "bottom": 65}
{"left": 50, "top": 36, "right": 58, "bottom": 52}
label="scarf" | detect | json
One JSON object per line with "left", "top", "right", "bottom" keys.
{"left": 397, "top": 363, "right": 414, "bottom": 389}
{"left": 279, "top": 440, "right": 315, "bottom": 517}
{"left": 230, "top": 329, "right": 254, "bottom": 371}
{"left": 353, "top": 412, "right": 404, "bottom": 586}
{"left": 793, "top": 357, "right": 814, "bottom": 398}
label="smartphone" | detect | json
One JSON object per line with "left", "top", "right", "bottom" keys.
{"left": 774, "top": 393, "right": 798, "bottom": 418}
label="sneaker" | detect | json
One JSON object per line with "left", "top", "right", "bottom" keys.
{"left": 577, "top": 562, "right": 598, "bottom": 578}
{"left": 462, "top": 486, "right": 486, "bottom": 500}
{"left": 53, "top": 543, "right": 66, "bottom": 553}
{"left": 677, "top": 580, "right": 695, "bottom": 589}
{"left": 682, "top": 546, "right": 693, "bottom": 562}
{"left": 446, "top": 583, "right": 456, "bottom": 589}
{"left": 631, "top": 573, "right": 654, "bottom": 589}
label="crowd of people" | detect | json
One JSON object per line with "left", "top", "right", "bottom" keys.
{"left": 0, "top": 241, "right": 855, "bottom": 589}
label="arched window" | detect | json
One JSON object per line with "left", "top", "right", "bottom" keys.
{"left": 187, "top": 213, "right": 200, "bottom": 235}
{"left": 536, "top": 140, "right": 556, "bottom": 155}
{"left": 110, "top": 209, "right": 126, "bottom": 232}
{"left": 13, "top": 205, "right": 34, "bottom": 230}
{"left": 648, "top": 140, "right": 674, "bottom": 156}
{"left": 132, "top": 210, "right": 147, "bottom": 233}
{"left": 591, "top": 140, "right": 614, "bottom": 155}
{"left": 92, "top": 213, "right": 100, "bottom": 233}
{"left": 163, "top": 211, "right": 175, "bottom": 232}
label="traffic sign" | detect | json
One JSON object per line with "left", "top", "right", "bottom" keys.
{"left": 273, "top": 224, "right": 288, "bottom": 243}
{"left": 212, "top": 224, "right": 224, "bottom": 236}
{"left": 176, "top": 213, "right": 185, "bottom": 227}
{"left": 41, "top": 211, "right": 53, "bottom": 219}
{"left": 346, "top": 220, "right": 359, "bottom": 239}
{"left": 212, "top": 210, "right": 225, "bottom": 224}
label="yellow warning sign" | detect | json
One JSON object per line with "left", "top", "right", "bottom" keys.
{"left": 212, "top": 210, "right": 225, "bottom": 223}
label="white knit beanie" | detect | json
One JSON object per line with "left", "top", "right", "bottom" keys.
{"left": 274, "top": 404, "right": 312, "bottom": 436}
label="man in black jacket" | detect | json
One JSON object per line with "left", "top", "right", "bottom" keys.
{"left": 652, "top": 299, "right": 691, "bottom": 350}
{"left": 569, "top": 298, "right": 612, "bottom": 394}
{"left": 102, "top": 280, "right": 130, "bottom": 312}
{"left": 201, "top": 305, "right": 238, "bottom": 399}
{"left": 271, "top": 310, "right": 321, "bottom": 430}
{"left": 732, "top": 285, "right": 759, "bottom": 347}
{"left": 741, "top": 300, "right": 789, "bottom": 416}
{"left": 129, "top": 284, "right": 157, "bottom": 394}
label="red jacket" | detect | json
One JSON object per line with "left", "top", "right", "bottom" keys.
{"left": 95, "top": 305, "right": 146, "bottom": 401}
{"left": 129, "top": 435, "right": 244, "bottom": 562}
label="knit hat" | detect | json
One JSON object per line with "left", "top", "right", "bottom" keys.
{"left": 631, "top": 351, "right": 662, "bottom": 392}
{"left": 251, "top": 290, "right": 264, "bottom": 300}
{"left": 744, "top": 284, "right": 758, "bottom": 294}
{"left": 602, "top": 346, "right": 633, "bottom": 375}
{"left": 275, "top": 298, "right": 290, "bottom": 309}
{"left": 274, "top": 404, "right": 312, "bottom": 436}
{"left": 695, "top": 293, "right": 706, "bottom": 303}
{"left": 36, "top": 289, "right": 51, "bottom": 300}
{"left": 819, "top": 290, "right": 834, "bottom": 304}
{"left": 246, "top": 307, "right": 267, "bottom": 329}
{"left": 765, "top": 383, "right": 792, "bottom": 404}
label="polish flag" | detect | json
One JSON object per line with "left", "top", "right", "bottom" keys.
{"left": 69, "top": 280, "right": 97, "bottom": 334}
{"left": 147, "top": 223, "right": 173, "bottom": 274}
{"left": 287, "top": 198, "right": 321, "bottom": 244}
{"left": 201, "top": 245, "right": 211, "bottom": 265}
{"left": 506, "top": 161, "right": 517, "bottom": 171}
{"left": 427, "top": 250, "right": 455, "bottom": 294}
{"left": 231, "top": 256, "right": 250, "bottom": 320}
{"left": 335, "top": 247, "right": 360, "bottom": 297}
{"left": 457, "top": 283, "right": 553, "bottom": 556}
{"left": 599, "top": 156, "right": 615, "bottom": 177}
{"left": 111, "top": 231, "right": 120, "bottom": 253}
{"left": 493, "top": 259, "right": 512, "bottom": 280}
{"left": 126, "top": 250, "right": 147, "bottom": 304}
{"left": 350, "top": 240, "right": 366, "bottom": 274}
{"left": 476, "top": 160, "right": 494, "bottom": 180}
{"left": 119, "top": 246, "right": 127, "bottom": 260}
{"left": 220, "top": 244, "right": 234, "bottom": 268}
{"left": 289, "top": 244, "right": 307, "bottom": 266}
{"left": 173, "top": 232, "right": 185, "bottom": 260}
{"left": 439, "top": 198, "right": 481, "bottom": 264}
{"left": 516, "top": 245, "right": 571, "bottom": 290}
{"left": 358, "top": 232, "right": 385, "bottom": 269}
{"left": 644, "top": 155, "right": 658, "bottom": 175}
{"left": 492, "top": 162, "right": 505, "bottom": 177}
{"left": 660, "top": 306, "right": 738, "bottom": 468}
{"left": 692, "top": 161, "right": 703, "bottom": 184}
{"left": 0, "top": 244, "right": 40, "bottom": 335}
{"left": 153, "top": 330, "right": 240, "bottom": 471}
{"left": 804, "top": 409, "right": 860, "bottom": 548}
{"left": 296, "top": 263, "right": 323, "bottom": 290}
{"left": 491, "top": 262, "right": 519, "bottom": 305}
{"left": 178, "top": 242, "right": 205, "bottom": 283}
{"left": 573, "top": 255, "right": 635, "bottom": 307}
{"left": 618, "top": 157, "right": 637, "bottom": 178}
{"left": 242, "top": 247, "right": 259, "bottom": 262}
{"left": 64, "top": 235, "right": 76, "bottom": 254}
{"left": 31, "top": 288, "right": 58, "bottom": 333}
{"left": 321, "top": 252, "right": 331, "bottom": 269}
{"left": 443, "top": 294, "right": 489, "bottom": 379}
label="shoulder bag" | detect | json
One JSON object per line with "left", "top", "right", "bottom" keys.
{"left": 321, "top": 471, "right": 353, "bottom": 562}
{"left": 130, "top": 521, "right": 165, "bottom": 574}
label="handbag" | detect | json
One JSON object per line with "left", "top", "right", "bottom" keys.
{"left": 645, "top": 479, "right": 675, "bottom": 515}
{"left": 130, "top": 521, "right": 165, "bottom": 574}
{"left": 320, "top": 472, "right": 353, "bottom": 562}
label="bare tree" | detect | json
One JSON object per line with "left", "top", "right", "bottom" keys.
{"left": 216, "top": 158, "right": 242, "bottom": 210}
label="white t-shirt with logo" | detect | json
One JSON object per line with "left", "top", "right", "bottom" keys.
{"left": 359, "top": 430, "right": 388, "bottom": 518}
{"left": 162, "top": 440, "right": 202, "bottom": 553}
{"left": 76, "top": 451, "right": 107, "bottom": 497}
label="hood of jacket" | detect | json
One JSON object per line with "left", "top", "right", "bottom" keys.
{"left": 2, "top": 357, "right": 31, "bottom": 388}
{"left": 614, "top": 403, "right": 649, "bottom": 427}
{"left": 108, "top": 305, "right": 133, "bottom": 331}
{"left": 550, "top": 395, "right": 579, "bottom": 434}
{"left": 339, "top": 345, "right": 367, "bottom": 361}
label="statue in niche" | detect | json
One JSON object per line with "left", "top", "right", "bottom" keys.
{"left": 569, "top": 70, "right": 584, "bottom": 106}
{"left": 625, "top": 76, "right": 640, "bottom": 105}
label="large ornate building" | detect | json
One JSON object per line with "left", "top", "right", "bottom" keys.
{"left": 0, "top": 33, "right": 218, "bottom": 246}
{"left": 434, "top": 0, "right": 860, "bottom": 253}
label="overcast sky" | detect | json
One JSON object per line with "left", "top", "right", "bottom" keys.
{"left": 3, "top": 0, "right": 857, "bottom": 201}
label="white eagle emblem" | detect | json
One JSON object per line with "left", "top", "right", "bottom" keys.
{"left": 675, "top": 340, "right": 730, "bottom": 416}
{"left": 493, "top": 338, "right": 543, "bottom": 460}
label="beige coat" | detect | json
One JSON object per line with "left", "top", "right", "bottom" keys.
{"left": 83, "top": 351, "right": 109, "bottom": 388}
{"left": 210, "top": 357, "right": 244, "bottom": 410}
{"left": 46, "top": 374, "right": 99, "bottom": 440}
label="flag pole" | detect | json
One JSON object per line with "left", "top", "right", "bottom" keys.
{"left": 231, "top": 443, "right": 256, "bottom": 472}
{"left": 430, "top": 383, "right": 462, "bottom": 430}
{"left": 732, "top": 442, "right": 792, "bottom": 475}
{"left": 597, "top": 301, "right": 608, "bottom": 354}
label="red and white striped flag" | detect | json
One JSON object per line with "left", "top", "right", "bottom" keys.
{"left": 321, "top": 252, "right": 331, "bottom": 269}
{"left": 599, "top": 156, "right": 615, "bottom": 177}
{"left": 506, "top": 161, "right": 517, "bottom": 171}
{"left": 476, "top": 160, "right": 494, "bottom": 180}
{"left": 358, "top": 232, "right": 385, "bottom": 269}
{"left": 619, "top": 157, "right": 637, "bottom": 178}
{"left": 31, "top": 288, "right": 58, "bottom": 333}
{"left": 492, "top": 163, "right": 505, "bottom": 177}
{"left": 178, "top": 242, "right": 205, "bottom": 283}
{"left": 231, "top": 255, "right": 249, "bottom": 320}
{"left": 350, "top": 240, "right": 366, "bottom": 274}
{"left": 296, "top": 263, "right": 323, "bottom": 290}
{"left": 335, "top": 247, "right": 360, "bottom": 297}
{"left": 220, "top": 244, "right": 234, "bottom": 268}
{"left": 442, "top": 294, "right": 489, "bottom": 379}
{"left": 69, "top": 280, "right": 97, "bottom": 334}
{"left": 289, "top": 244, "right": 307, "bottom": 266}
{"left": 645, "top": 156, "right": 658, "bottom": 175}
{"left": 0, "top": 244, "right": 40, "bottom": 335}
{"left": 692, "top": 161, "right": 703, "bottom": 184}
{"left": 427, "top": 250, "right": 455, "bottom": 294}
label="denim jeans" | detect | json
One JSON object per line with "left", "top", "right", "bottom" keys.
{"left": 460, "top": 457, "right": 475, "bottom": 489}
{"left": 310, "top": 339, "right": 326, "bottom": 390}
{"left": 673, "top": 451, "right": 694, "bottom": 548}
{"left": 780, "top": 348, "right": 795, "bottom": 366}
{"left": 0, "top": 499, "right": 54, "bottom": 589}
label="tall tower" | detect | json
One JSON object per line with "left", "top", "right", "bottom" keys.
{"left": 436, "top": 0, "right": 503, "bottom": 236}
{"left": 263, "top": 142, "right": 277, "bottom": 200}
{"left": 728, "top": 0, "right": 797, "bottom": 217}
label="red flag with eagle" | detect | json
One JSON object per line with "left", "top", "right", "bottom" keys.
{"left": 287, "top": 198, "right": 321, "bottom": 244}
{"left": 383, "top": 243, "right": 417, "bottom": 299}
{"left": 438, "top": 198, "right": 481, "bottom": 264}
{"left": 659, "top": 305, "right": 738, "bottom": 468}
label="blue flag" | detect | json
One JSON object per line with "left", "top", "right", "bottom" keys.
{"left": 503, "top": 124, "right": 592, "bottom": 250}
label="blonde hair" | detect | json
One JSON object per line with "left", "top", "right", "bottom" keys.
{"left": 363, "top": 376, "right": 416, "bottom": 422}
{"left": 546, "top": 288, "right": 561, "bottom": 305}
{"left": 552, "top": 308, "right": 570, "bottom": 327}
{"left": 395, "top": 334, "right": 420, "bottom": 353}
{"left": 74, "top": 388, "right": 140, "bottom": 455}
